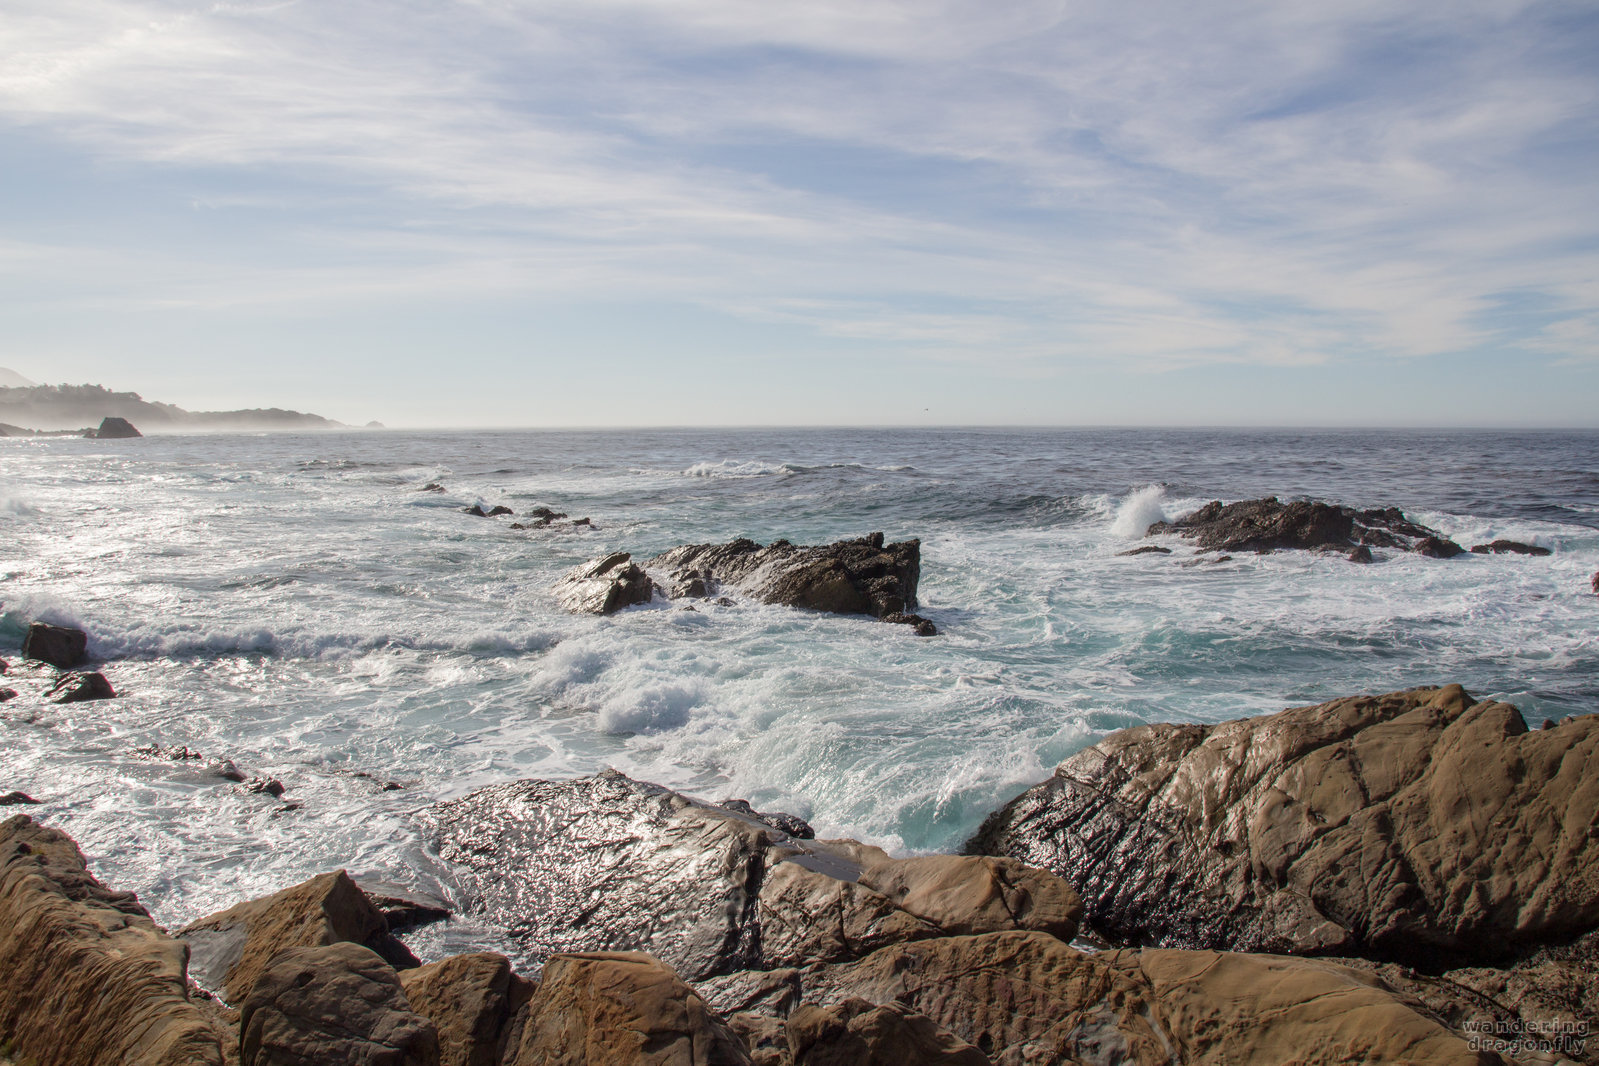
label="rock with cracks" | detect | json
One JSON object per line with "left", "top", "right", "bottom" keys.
{"left": 968, "top": 685, "right": 1599, "bottom": 969}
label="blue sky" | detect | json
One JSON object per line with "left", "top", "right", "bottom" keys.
{"left": 2, "top": 0, "right": 1597, "bottom": 427}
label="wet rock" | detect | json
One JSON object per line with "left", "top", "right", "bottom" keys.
{"left": 178, "top": 869, "right": 418, "bottom": 1005}
{"left": 969, "top": 685, "right": 1599, "bottom": 969}
{"left": 0, "top": 815, "right": 226, "bottom": 1065}
{"left": 420, "top": 771, "right": 1078, "bottom": 982}
{"left": 21, "top": 622, "right": 87, "bottom": 669}
{"left": 1148, "top": 497, "right": 1465, "bottom": 557}
{"left": 1592, "top": 571, "right": 1598, "bottom": 596}
{"left": 670, "top": 568, "right": 712, "bottom": 598}
{"left": 718, "top": 799, "right": 815, "bottom": 840}
{"left": 47, "top": 671, "right": 115, "bottom": 703}
{"left": 420, "top": 482, "right": 446, "bottom": 492}
{"left": 504, "top": 951, "right": 749, "bottom": 1066}
{"left": 1347, "top": 545, "right": 1374, "bottom": 563}
{"left": 552, "top": 552, "right": 658, "bottom": 615}
{"left": 883, "top": 612, "right": 938, "bottom": 636}
{"left": 1470, "top": 539, "right": 1552, "bottom": 556}
{"left": 0, "top": 791, "right": 40, "bottom": 805}
{"left": 210, "top": 759, "right": 246, "bottom": 782}
{"left": 0, "top": 688, "right": 15, "bottom": 702}
{"left": 355, "top": 878, "right": 453, "bottom": 932}
{"left": 93, "top": 416, "right": 141, "bottom": 438}
{"left": 647, "top": 534, "right": 922, "bottom": 620}
{"left": 784, "top": 998, "right": 989, "bottom": 1065}
{"left": 1117, "top": 545, "right": 1173, "bottom": 556}
{"left": 239, "top": 942, "right": 438, "bottom": 1066}
{"left": 399, "top": 952, "right": 533, "bottom": 1066}
{"left": 487, "top": 505, "right": 513, "bottom": 516}
{"left": 526, "top": 506, "right": 567, "bottom": 522}
{"left": 242, "top": 777, "right": 285, "bottom": 797}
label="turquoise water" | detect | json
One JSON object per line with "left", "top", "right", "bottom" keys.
{"left": 2, "top": 427, "right": 1596, "bottom": 942}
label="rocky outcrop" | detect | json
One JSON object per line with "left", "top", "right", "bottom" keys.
{"left": 398, "top": 952, "right": 533, "bottom": 1066}
{"left": 552, "top": 552, "right": 659, "bottom": 615}
{"left": 21, "top": 622, "right": 87, "bottom": 669}
{"left": 238, "top": 942, "right": 438, "bottom": 1066}
{"left": 419, "top": 770, "right": 1078, "bottom": 981}
{"left": 1471, "top": 540, "right": 1552, "bottom": 556}
{"left": 780, "top": 998, "right": 988, "bottom": 1065}
{"left": 553, "top": 534, "right": 931, "bottom": 630}
{"left": 94, "top": 416, "right": 142, "bottom": 438}
{"left": 505, "top": 951, "right": 749, "bottom": 1066}
{"left": 0, "top": 815, "right": 225, "bottom": 1065}
{"left": 47, "top": 671, "right": 115, "bottom": 703}
{"left": 969, "top": 685, "right": 1599, "bottom": 969}
{"left": 178, "top": 869, "right": 417, "bottom": 1005}
{"left": 1148, "top": 497, "right": 1466, "bottom": 556}
{"left": 647, "top": 533, "right": 921, "bottom": 620}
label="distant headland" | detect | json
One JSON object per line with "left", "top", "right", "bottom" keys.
{"left": 0, "top": 369, "right": 359, "bottom": 435}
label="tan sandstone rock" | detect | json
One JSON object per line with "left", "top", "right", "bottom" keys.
{"left": 970, "top": 685, "right": 1599, "bottom": 967}
{"left": 399, "top": 952, "right": 535, "bottom": 1066}
{"left": 506, "top": 951, "right": 749, "bottom": 1066}
{"left": 0, "top": 814, "right": 226, "bottom": 1066}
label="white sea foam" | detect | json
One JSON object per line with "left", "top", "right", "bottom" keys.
{"left": 682, "top": 459, "right": 790, "bottom": 478}
{"left": 1110, "top": 484, "right": 1170, "bottom": 539}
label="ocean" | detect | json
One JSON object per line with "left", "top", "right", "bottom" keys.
{"left": 3, "top": 427, "right": 1597, "bottom": 958}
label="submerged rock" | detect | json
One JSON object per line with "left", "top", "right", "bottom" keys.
{"left": 552, "top": 552, "right": 658, "bottom": 614}
{"left": 1148, "top": 497, "right": 1466, "bottom": 557}
{"left": 969, "top": 685, "right": 1599, "bottom": 969}
{"left": 418, "top": 770, "right": 1078, "bottom": 981}
{"left": 0, "top": 815, "right": 226, "bottom": 1065}
{"left": 1471, "top": 539, "right": 1552, "bottom": 556}
{"left": 0, "top": 791, "right": 40, "bottom": 805}
{"left": 21, "top": 621, "right": 87, "bottom": 669}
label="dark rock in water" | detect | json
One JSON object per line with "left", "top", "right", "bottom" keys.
{"left": 486, "top": 505, "right": 514, "bottom": 517}
{"left": 552, "top": 552, "right": 658, "bottom": 614}
{"left": 354, "top": 878, "right": 453, "bottom": 932}
{"left": 243, "top": 777, "right": 285, "bottom": 797}
{"left": 1347, "top": 545, "right": 1373, "bottom": 563}
{"left": 420, "top": 482, "right": 446, "bottom": 493}
{"left": 1118, "top": 545, "right": 1172, "bottom": 556}
{"left": 526, "top": 506, "right": 567, "bottom": 522}
{"left": 178, "top": 869, "right": 418, "bottom": 1005}
{"left": 22, "top": 621, "right": 88, "bottom": 669}
{"left": 48, "top": 671, "right": 115, "bottom": 703}
{"left": 1593, "top": 570, "right": 1599, "bottom": 596}
{"left": 883, "top": 612, "right": 938, "bottom": 636}
{"left": 969, "top": 685, "right": 1599, "bottom": 970}
{"left": 0, "top": 791, "right": 40, "bottom": 805}
{"left": 210, "top": 759, "right": 246, "bottom": 782}
{"left": 0, "top": 815, "right": 227, "bottom": 1064}
{"left": 670, "top": 568, "right": 712, "bottom": 599}
{"left": 0, "top": 658, "right": 7, "bottom": 673}
{"left": 238, "top": 942, "right": 439, "bottom": 1066}
{"left": 1415, "top": 535, "right": 1465, "bottom": 558}
{"left": 717, "top": 799, "right": 815, "bottom": 840}
{"left": 1148, "top": 497, "right": 1465, "bottom": 557}
{"left": 418, "top": 770, "right": 1078, "bottom": 982}
{"left": 463, "top": 504, "right": 488, "bottom": 516}
{"left": 398, "top": 952, "right": 533, "bottom": 1066}
{"left": 0, "top": 688, "right": 16, "bottom": 702}
{"left": 1470, "top": 539, "right": 1551, "bottom": 556}
{"left": 93, "top": 416, "right": 141, "bottom": 438}
{"left": 646, "top": 534, "right": 921, "bottom": 620}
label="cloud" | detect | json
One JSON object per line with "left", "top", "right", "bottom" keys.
{"left": 1, "top": 0, "right": 1596, "bottom": 377}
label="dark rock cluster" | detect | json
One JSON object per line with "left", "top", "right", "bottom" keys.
{"left": 1146, "top": 497, "right": 1467, "bottom": 556}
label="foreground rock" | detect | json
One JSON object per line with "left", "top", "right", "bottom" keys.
{"left": 553, "top": 533, "right": 932, "bottom": 632}
{"left": 0, "top": 815, "right": 225, "bottom": 1065}
{"left": 1148, "top": 497, "right": 1466, "bottom": 556}
{"left": 399, "top": 952, "right": 533, "bottom": 1066}
{"left": 508, "top": 951, "right": 749, "bottom": 1066}
{"left": 47, "top": 671, "right": 115, "bottom": 703}
{"left": 239, "top": 941, "right": 438, "bottom": 1066}
{"left": 21, "top": 621, "right": 87, "bottom": 669}
{"left": 419, "top": 770, "right": 1078, "bottom": 982}
{"left": 969, "top": 685, "right": 1599, "bottom": 970}
{"left": 178, "top": 868, "right": 418, "bottom": 1004}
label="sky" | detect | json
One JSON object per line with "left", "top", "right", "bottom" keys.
{"left": 2, "top": 0, "right": 1597, "bottom": 428}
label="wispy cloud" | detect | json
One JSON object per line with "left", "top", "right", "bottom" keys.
{"left": 2, "top": 0, "right": 1596, "bottom": 394}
